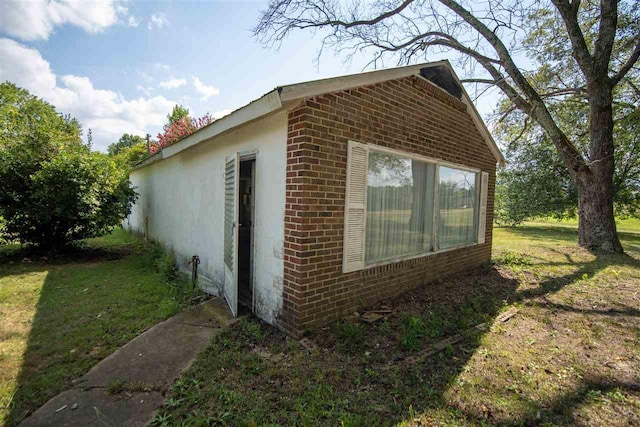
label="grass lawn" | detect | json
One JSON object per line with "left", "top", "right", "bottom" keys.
{"left": 0, "top": 229, "right": 199, "bottom": 426}
{"left": 153, "top": 222, "right": 640, "bottom": 426}
{"left": 526, "top": 216, "right": 640, "bottom": 234}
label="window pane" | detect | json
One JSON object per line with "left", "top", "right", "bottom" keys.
{"left": 438, "top": 166, "right": 478, "bottom": 249}
{"left": 365, "top": 151, "right": 435, "bottom": 263}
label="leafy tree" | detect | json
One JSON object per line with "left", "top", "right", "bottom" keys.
{"left": 164, "top": 104, "right": 190, "bottom": 132}
{"left": 108, "top": 133, "right": 148, "bottom": 165}
{"left": 86, "top": 128, "right": 93, "bottom": 149}
{"left": 0, "top": 82, "right": 136, "bottom": 250}
{"left": 494, "top": 8, "right": 640, "bottom": 226}
{"left": 254, "top": 0, "right": 640, "bottom": 252}
{"left": 495, "top": 141, "right": 579, "bottom": 226}
{"left": 117, "top": 142, "right": 149, "bottom": 165}
{"left": 108, "top": 133, "right": 146, "bottom": 156}
{"left": 496, "top": 102, "right": 639, "bottom": 226}
{"left": 0, "top": 82, "right": 82, "bottom": 146}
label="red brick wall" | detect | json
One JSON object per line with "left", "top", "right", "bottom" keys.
{"left": 280, "top": 76, "right": 497, "bottom": 336}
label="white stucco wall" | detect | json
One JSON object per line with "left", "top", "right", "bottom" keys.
{"left": 125, "top": 111, "right": 287, "bottom": 324}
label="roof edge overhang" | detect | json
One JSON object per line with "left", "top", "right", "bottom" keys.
{"left": 133, "top": 60, "right": 504, "bottom": 171}
{"left": 278, "top": 61, "right": 448, "bottom": 102}
{"left": 133, "top": 89, "right": 284, "bottom": 170}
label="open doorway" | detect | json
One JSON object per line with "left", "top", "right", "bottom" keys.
{"left": 237, "top": 158, "right": 255, "bottom": 314}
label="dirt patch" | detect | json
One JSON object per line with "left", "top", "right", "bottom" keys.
{"left": 308, "top": 263, "right": 518, "bottom": 363}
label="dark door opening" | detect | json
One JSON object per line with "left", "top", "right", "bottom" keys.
{"left": 238, "top": 158, "right": 255, "bottom": 314}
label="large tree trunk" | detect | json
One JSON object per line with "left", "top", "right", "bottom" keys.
{"left": 575, "top": 81, "right": 624, "bottom": 253}
{"left": 576, "top": 175, "right": 623, "bottom": 252}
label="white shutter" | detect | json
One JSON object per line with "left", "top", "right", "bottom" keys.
{"left": 477, "top": 171, "right": 489, "bottom": 244}
{"left": 343, "top": 140, "right": 368, "bottom": 273}
{"left": 223, "top": 154, "right": 239, "bottom": 316}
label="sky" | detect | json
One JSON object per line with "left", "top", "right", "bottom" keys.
{"left": 0, "top": 0, "right": 503, "bottom": 152}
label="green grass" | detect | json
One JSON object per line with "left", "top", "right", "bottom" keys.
{"left": 0, "top": 229, "right": 200, "bottom": 426}
{"left": 154, "top": 221, "right": 640, "bottom": 426}
{"left": 526, "top": 215, "right": 640, "bottom": 233}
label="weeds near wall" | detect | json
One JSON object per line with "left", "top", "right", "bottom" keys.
{"left": 148, "top": 240, "right": 204, "bottom": 307}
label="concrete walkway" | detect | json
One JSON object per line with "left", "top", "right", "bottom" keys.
{"left": 20, "top": 297, "right": 234, "bottom": 427}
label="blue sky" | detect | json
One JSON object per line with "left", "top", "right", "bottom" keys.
{"left": 0, "top": 0, "right": 502, "bottom": 151}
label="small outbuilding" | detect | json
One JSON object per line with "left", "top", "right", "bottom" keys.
{"left": 125, "top": 61, "right": 505, "bottom": 336}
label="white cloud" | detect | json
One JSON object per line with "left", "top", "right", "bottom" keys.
{"left": 0, "top": 0, "right": 129, "bottom": 40}
{"left": 193, "top": 77, "right": 220, "bottom": 100}
{"left": 127, "top": 16, "right": 140, "bottom": 28}
{"left": 155, "top": 63, "right": 170, "bottom": 71}
{"left": 159, "top": 78, "right": 187, "bottom": 89}
{"left": 0, "top": 38, "right": 176, "bottom": 151}
{"left": 148, "top": 13, "right": 168, "bottom": 30}
{"left": 136, "top": 85, "right": 154, "bottom": 96}
{"left": 136, "top": 70, "right": 153, "bottom": 84}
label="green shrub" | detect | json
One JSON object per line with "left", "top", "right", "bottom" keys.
{"left": 0, "top": 83, "right": 137, "bottom": 250}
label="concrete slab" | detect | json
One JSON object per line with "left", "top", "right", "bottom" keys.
{"left": 166, "top": 296, "right": 235, "bottom": 328}
{"left": 77, "top": 321, "right": 218, "bottom": 389}
{"left": 19, "top": 298, "right": 233, "bottom": 427}
{"left": 20, "top": 389, "right": 165, "bottom": 427}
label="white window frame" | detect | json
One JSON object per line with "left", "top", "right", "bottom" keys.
{"left": 343, "top": 141, "right": 487, "bottom": 272}
{"left": 435, "top": 163, "right": 482, "bottom": 252}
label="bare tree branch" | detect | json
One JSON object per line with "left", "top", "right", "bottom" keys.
{"left": 511, "top": 116, "right": 531, "bottom": 145}
{"left": 593, "top": 0, "right": 619, "bottom": 78}
{"left": 550, "top": 0, "right": 595, "bottom": 79}
{"left": 415, "top": 35, "right": 534, "bottom": 113}
{"left": 540, "top": 87, "right": 587, "bottom": 98}
{"left": 626, "top": 77, "right": 640, "bottom": 97}
{"left": 611, "top": 38, "right": 640, "bottom": 86}
{"left": 438, "top": 0, "right": 589, "bottom": 174}
{"left": 373, "top": 31, "right": 503, "bottom": 65}
{"left": 307, "top": 0, "right": 416, "bottom": 29}
{"left": 461, "top": 78, "right": 498, "bottom": 84}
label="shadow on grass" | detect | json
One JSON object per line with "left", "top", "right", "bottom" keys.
{"left": 513, "top": 252, "right": 637, "bottom": 300}
{"left": 155, "top": 226, "right": 640, "bottom": 426}
{"left": 452, "top": 375, "right": 640, "bottom": 426}
{"left": 0, "top": 243, "right": 135, "bottom": 279}
{"left": 1, "top": 233, "right": 190, "bottom": 426}
{"left": 149, "top": 264, "right": 524, "bottom": 425}
{"left": 530, "top": 300, "right": 640, "bottom": 317}
{"left": 5, "top": 225, "right": 639, "bottom": 426}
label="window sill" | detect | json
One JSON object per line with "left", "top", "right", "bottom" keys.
{"left": 363, "top": 241, "right": 482, "bottom": 270}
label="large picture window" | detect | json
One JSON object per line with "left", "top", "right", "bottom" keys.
{"left": 343, "top": 141, "right": 487, "bottom": 272}
{"left": 365, "top": 151, "right": 436, "bottom": 263}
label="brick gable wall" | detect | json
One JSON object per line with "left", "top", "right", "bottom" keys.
{"left": 280, "top": 75, "right": 497, "bottom": 336}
